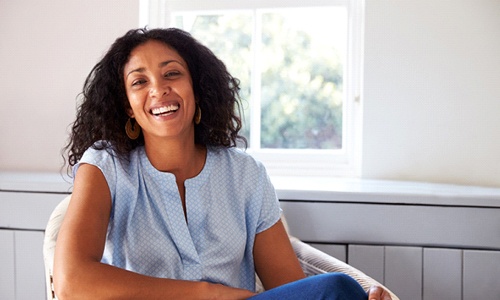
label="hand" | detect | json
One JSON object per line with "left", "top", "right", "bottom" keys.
{"left": 368, "top": 285, "right": 392, "bottom": 300}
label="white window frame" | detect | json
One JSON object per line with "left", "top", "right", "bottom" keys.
{"left": 141, "top": 0, "right": 364, "bottom": 178}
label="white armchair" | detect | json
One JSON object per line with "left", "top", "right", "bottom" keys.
{"left": 44, "top": 195, "right": 399, "bottom": 300}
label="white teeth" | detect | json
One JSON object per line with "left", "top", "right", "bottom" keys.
{"left": 151, "top": 104, "right": 179, "bottom": 115}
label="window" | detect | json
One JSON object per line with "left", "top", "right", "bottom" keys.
{"left": 142, "top": 0, "right": 363, "bottom": 177}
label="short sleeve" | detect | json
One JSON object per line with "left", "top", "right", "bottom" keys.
{"left": 255, "top": 163, "right": 282, "bottom": 234}
{"left": 72, "top": 143, "right": 118, "bottom": 199}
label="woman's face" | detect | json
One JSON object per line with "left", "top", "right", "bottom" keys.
{"left": 123, "top": 40, "right": 196, "bottom": 144}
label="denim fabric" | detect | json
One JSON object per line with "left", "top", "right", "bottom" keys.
{"left": 249, "top": 273, "right": 368, "bottom": 300}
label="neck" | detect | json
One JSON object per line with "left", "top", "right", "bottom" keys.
{"left": 143, "top": 136, "right": 206, "bottom": 182}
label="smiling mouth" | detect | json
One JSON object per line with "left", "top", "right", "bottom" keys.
{"left": 150, "top": 104, "right": 180, "bottom": 116}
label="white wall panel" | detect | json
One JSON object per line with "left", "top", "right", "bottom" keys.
{"left": 463, "top": 250, "right": 500, "bottom": 300}
{"left": 15, "top": 231, "right": 46, "bottom": 300}
{"left": 0, "top": 192, "right": 63, "bottom": 230}
{"left": 348, "top": 245, "right": 385, "bottom": 284}
{"left": 281, "top": 201, "right": 500, "bottom": 250}
{"left": 385, "top": 246, "right": 422, "bottom": 300}
{"left": 423, "top": 248, "right": 462, "bottom": 300}
{"left": 0, "top": 230, "right": 15, "bottom": 300}
{"left": 309, "top": 243, "right": 347, "bottom": 262}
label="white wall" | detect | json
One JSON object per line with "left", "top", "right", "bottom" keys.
{"left": 0, "top": 0, "right": 139, "bottom": 171}
{"left": 1, "top": 0, "right": 499, "bottom": 188}
{"left": 362, "top": 0, "right": 500, "bottom": 187}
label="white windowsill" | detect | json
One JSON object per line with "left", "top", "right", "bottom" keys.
{"left": 0, "top": 172, "right": 73, "bottom": 194}
{"left": 272, "top": 176, "right": 500, "bottom": 208}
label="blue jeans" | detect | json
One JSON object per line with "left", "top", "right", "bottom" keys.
{"left": 249, "top": 273, "right": 368, "bottom": 300}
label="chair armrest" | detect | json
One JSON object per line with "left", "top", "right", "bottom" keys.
{"left": 290, "top": 237, "right": 400, "bottom": 300}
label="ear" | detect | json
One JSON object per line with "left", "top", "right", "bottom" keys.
{"left": 126, "top": 108, "right": 134, "bottom": 118}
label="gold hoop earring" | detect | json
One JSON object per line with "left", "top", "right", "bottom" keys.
{"left": 194, "top": 106, "right": 202, "bottom": 125}
{"left": 125, "top": 118, "right": 141, "bottom": 140}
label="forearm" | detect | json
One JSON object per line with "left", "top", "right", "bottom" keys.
{"left": 55, "top": 259, "right": 256, "bottom": 300}
{"left": 54, "top": 260, "right": 210, "bottom": 300}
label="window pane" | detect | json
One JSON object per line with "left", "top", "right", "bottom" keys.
{"left": 173, "top": 6, "right": 347, "bottom": 150}
{"left": 260, "top": 7, "right": 346, "bottom": 149}
{"left": 173, "top": 13, "right": 253, "bottom": 142}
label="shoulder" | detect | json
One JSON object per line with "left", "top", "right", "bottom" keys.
{"left": 211, "top": 146, "right": 263, "bottom": 168}
{"left": 75, "top": 141, "right": 143, "bottom": 180}
{"left": 74, "top": 141, "right": 143, "bottom": 197}
{"left": 78, "top": 141, "right": 123, "bottom": 169}
{"left": 79, "top": 141, "right": 142, "bottom": 165}
{"left": 208, "top": 147, "right": 269, "bottom": 183}
{"left": 79, "top": 141, "right": 115, "bottom": 162}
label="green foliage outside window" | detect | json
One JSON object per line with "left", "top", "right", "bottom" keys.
{"left": 176, "top": 9, "right": 344, "bottom": 149}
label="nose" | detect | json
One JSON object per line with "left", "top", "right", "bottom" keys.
{"left": 149, "top": 82, "right": 171, "bottom": 98}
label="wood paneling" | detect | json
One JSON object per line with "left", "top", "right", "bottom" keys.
{"left": 423, "top": 248, "right": 462, "bottom": 300}
{"left": 0, "top": 231, "right": 15, "bottom": 300}
{"left": 463, "top": 250, "right": 500, "bottom": 300}
{"left": 348, "top": 245, "right": 385, "bottom": 284}
{"left": 309, "top": 243, "right": 347, "bottom": 262}
{"left": 385, "top": 246, "right": 422, "bottom": 300}
{"left": 15, "top": 231, "right": 46, "bottom": 300}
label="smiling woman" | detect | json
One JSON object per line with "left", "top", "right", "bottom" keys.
{"left": 123, "top": 41, "right": 197, "bottom": 145}
{"left": 55, "top": 27, "right": 389, "bottom": 300}
{"left": 64, "top": 28, "right": 246, "bottom": 169}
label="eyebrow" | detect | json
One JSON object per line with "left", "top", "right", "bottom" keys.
{"left": 126, "top": 60, "right": 184, "bottom": 79}
{"left": 159, "top": 59, "right": 184, "bottom": 68}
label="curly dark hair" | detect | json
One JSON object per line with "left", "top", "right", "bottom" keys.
{"left": 64, "top": 27, "right": 246, "bottom": 168}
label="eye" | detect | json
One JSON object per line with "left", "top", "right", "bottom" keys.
{"left": 164, "top": 71, "right": 181, "bottom": 78}
{"left": 131, "top": 78, "right": 147, "bottom": 86}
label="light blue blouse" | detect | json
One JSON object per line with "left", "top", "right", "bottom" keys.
{"left": 75, "top": 144, "right": 281, "bottom": 291}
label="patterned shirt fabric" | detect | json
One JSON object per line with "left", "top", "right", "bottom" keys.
{"left": 75, "top": 143, "right": 281, "bottom": 291}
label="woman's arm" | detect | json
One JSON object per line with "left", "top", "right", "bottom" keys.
{"left": 253, "top": 219, "right": 306, "bottom": 290}
{"left": 53, "top": 164, "right": 254, "bottom": 300}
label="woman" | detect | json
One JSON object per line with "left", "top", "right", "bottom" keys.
{"left": 54, "top": 28, "right": 390, "bottom": 299}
